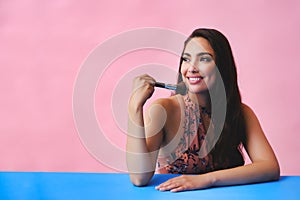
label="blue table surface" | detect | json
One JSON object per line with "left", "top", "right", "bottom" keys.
{"left": 0, "top": 172, "right": 298, "bottom": 200}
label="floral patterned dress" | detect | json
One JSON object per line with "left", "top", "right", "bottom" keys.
{"left": 157, "top": 94, "right": 214, "bottom": 174}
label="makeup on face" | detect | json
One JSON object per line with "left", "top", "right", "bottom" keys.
{"left": 180, "top": 37, "right": 216, "bottom": 90}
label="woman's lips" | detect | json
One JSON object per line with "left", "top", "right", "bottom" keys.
{"left": 188, "top": 76, "right": 204, "bottom": 84}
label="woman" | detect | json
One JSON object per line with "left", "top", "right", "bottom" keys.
{"left": 126, "top": 28, "right": 280, "bottom": 192}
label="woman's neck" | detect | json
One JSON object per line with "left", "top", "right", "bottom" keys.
{"left": 187, "top": 91, "right": 211, "bottom": 111}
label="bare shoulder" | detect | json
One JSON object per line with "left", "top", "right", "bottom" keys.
{"left": 241, "top": 103, "right": 263, "bottom": 134}
{"left": 147, "top": 95, "right": 182, "bottom": 124}
{"left": 241, "top": 103, "right": 252, "bottom": 113}
{"left": 150, "top": 94, "right": 181, "bottom": 111}
{"left": 241, "top": 103, "right": 258, "bottom": 121}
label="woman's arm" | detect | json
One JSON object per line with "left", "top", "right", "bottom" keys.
{"left": 209, "top": 104, "right": 280, "bottom": 185}
{"left": 126, "top": 75, "right": 165, "bottom": 186}
{"left": 156, "top": 104, "right": 280, "bottom": 192}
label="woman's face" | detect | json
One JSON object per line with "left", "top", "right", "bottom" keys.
{"left": 180, "top": 37, "right": 216, "bottom": 94}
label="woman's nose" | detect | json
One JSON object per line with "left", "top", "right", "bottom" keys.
{"left": 188, "top": 61, "right": 199, "bottom": 73}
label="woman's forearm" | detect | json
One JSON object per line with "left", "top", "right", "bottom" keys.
{"left": 155, "top": 159, "right": 280, "bottom": 192}
{"left": 208, "top": 160, "right": 280, "bottom": 187}
{"left": 126, "top": 106, "right": 155, "bottom": 186}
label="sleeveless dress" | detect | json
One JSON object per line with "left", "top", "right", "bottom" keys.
{"left": 157, "top": 94, "right": 215, "bottom": 174}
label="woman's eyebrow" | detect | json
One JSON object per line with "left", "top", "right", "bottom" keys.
{"left": 197, "top": 52, "right": 213, "bottom": 57}
{"left": 182, "top": 52, "right": 191, "bottom": 56}
{"left": 183, "top": 52, "right": 213, "bottom": 57}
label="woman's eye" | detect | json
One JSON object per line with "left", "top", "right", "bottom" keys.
{"left": 182, "top": 57, "right": 190, "bottom": 62}
{"left": 200, "top": 57, "right": 212, "bottom": 62}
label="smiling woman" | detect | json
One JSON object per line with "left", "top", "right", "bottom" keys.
{"left": 126, "top": 28, "right": 280, "bottom": 192}
{"left": 180, "top": 37, "right": 216, "bottom": 95}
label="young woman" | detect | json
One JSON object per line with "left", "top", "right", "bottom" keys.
{"left": 126, "top": 28, "right": 280, "bottom": 192}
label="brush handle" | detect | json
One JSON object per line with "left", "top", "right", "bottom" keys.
{"left": 154, "top": 82, "right": 177, "bottom": 90}
{"left": 154, "top": 82, "right": 166, "bottom": 88}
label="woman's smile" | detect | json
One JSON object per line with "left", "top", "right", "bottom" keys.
{"left": 187, "top": 76, "right": 204, "bottom": 84}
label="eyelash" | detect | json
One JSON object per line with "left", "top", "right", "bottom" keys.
{"left": 200, "top": 57, "right": 212, "bottom": 62}
{"left": 181, "top": 57, "right": 189, "bottom": 62}
{"left": 181, "top": 57, "right": 212, "bottom": 62}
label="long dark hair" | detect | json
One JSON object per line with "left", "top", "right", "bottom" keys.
{"left": 177, "top": 28, "right": 246, "bottom": 170}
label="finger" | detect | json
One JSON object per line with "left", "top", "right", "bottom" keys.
{"left": 155, "top": 183, "right": 170, "bottom": 191}
{"left": 136, "top": 76, "right": 156, "bottom": 87}
{"left": 132, "top": 78, "right": 156, "bottom": 93}
{"left": 158, "top": 179, "right": 187, "bottom": 192}
{"left": 143, "top": 77, "right": 156, "bottom": 86}
{"left": 170, "top": 186, "right": 186, "bottom": 193}
{"left": 140, "top": 74, "right": 156, "bottom": 85}
{"left": 155, "top": 176, "right": 182, "bottom": 190}
{"left": 157, "top": 182, "right": 181, "bottom": 191}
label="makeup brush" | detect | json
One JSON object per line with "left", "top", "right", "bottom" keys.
{"left": 154, "top": 81, "right": 186, "bottom": 94}
{"left": 154, "top": 82, "right": 177, "bottom": 90}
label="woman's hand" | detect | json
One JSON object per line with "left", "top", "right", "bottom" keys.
{"left": 155, "top": 174, "right": 214, "bottom": 192}
{"left": 129, "top": 74, "right": 156, "bottom": 110}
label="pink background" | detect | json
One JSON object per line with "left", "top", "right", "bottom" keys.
{"left": 1, "top": 0, "right": 300, "bottom": 174}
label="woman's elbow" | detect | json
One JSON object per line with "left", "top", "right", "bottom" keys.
{"left": 272, "top": 162, "right": 281, "bottom": 181}
{"left": 268, "top": 160, "right": 280, "bottom": 181}
{"left": 129, "top": 173, "right": 153, "bottom": 187}
{"left": 130, "top": 177, "right": 148, "bottom": 187}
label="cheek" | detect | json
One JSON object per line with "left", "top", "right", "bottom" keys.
{"left": 206, "top": 72, "right": 217, "bottom": 88}
{"left": 180, "top": 64, "right": 188, "bottom": 73}
{"left": 201, "top": 64, "right": 216, "bottom": 76}
{"left": 180, "top": 65, "right": 188, "bottom": 79}
{"left": 202, "top": 65, "right": 217, "bottom": 87}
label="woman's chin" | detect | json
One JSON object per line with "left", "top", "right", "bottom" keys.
{"left": 187, "top": 87, "right": 208, "bottom": 94}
